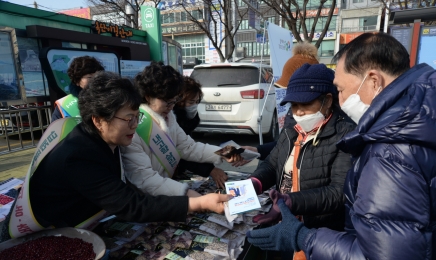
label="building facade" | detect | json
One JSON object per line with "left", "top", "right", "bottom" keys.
{"left": 338, "top": 0, "right": 382, "bottom": 49}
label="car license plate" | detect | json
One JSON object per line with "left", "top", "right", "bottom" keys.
{"left": 0, "top": 119, "right": 10, "bottom": 126}
{"left": 206, "top": 104, "right": 232, "bottom": 111}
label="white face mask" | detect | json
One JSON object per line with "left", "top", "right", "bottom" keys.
{"left": 185, "top": 104, "right": 198, "bottom": 119}
{"left": 293, "top": 98, "right": 326, "bottom": 133}
{"left": 340, "top": 74, "right": 381, "bottom": 124}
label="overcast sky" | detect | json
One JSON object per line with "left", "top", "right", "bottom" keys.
{"left": 6, "top": 0, "right": 89, "bottom": 12}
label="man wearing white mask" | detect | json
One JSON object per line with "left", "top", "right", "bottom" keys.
{"left": 247, "top": 63, "right": 355, "bottom": 258}
{"left": 247, "top": 32, "right": 436, "bottom": 260}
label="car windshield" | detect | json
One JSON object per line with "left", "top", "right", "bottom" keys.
{"left": 191, "top": 67, "right": 260, "bottom": 87}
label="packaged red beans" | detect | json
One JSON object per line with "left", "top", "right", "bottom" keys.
{"left": 0, "top": 236, "right": 96, "bottom": 260}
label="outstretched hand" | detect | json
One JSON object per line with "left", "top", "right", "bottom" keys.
{"left": 188, "top": 193, "right": 233, "bottom": 214}
{"left": 252, "top": 189, "right": 292, "bottom": 224}
{"left": 209, "top": 167, "right": 228, "bottom": 189}
{"left": 247, "top": 199, "right": 311, "bottom": 252}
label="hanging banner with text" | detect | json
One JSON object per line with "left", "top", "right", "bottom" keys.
{"left": 267, "top": 22, "right": 293, "bottom": 132}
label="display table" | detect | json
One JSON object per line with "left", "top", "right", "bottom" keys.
{"left": 95, "top": 172, "right": 272, "bottom": 260}
{"left": 0, "top": 173, "right": 273, "bottom": 260}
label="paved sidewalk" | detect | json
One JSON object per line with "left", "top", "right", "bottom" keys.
{"left": 0, "top": 148, "right": 35, "bottom": 181}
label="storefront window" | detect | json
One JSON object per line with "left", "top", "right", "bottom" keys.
{"left": 174, "top": 35, "right": 205, "bottom": 63}
{"left": 342, "top": 16, "right": 377, "bottom": 32}
{"left": 237, "top": 0, "right": 247, "bottom": 7}
{"left": 239, "top": 20, "right": 249, "bottom": 30}
{"left": 237, "top": 41, "right": 270, "bottom": 58}
{"left": 267, "top": 16, "right": 275, "bottom": 25}
{"left": 294, "top": 0, "right": 336, "bottom": 9}
{"left": 18, "top": 37, "right": 48, "bottom": 97}
{"left": 317, "top": 40, "right": 335, "bottom": 57}
{"left": 0, "top": 31, "right": 20, "bottom": 100}
{"left": 192, "top": 10, "right": 203, "bottom": 20}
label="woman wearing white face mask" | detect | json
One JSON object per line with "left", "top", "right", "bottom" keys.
{"left": 248, "top": 64, "right": 356, "bottom": 257}
{"left": 173, "top": 76, "right": 229, "bottom": 189}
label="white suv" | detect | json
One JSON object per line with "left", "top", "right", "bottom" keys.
{"left": 190, "top": 63, "right": 278, "bottom": 141}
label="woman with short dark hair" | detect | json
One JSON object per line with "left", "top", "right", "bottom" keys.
{"left": 51, "top": 56, "right": 104, "bottom": 122}
{"left": 1, "top": 71, "right": 230, "bottom": 242}
{"left": 173, "top": 76, "right": 228, "bottom": 189}
{"left": 121, "top": 62, "right": 241, "bottom": 198}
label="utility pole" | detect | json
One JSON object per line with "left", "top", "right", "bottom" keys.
{"left": 33, "top": 1, "right": 38, "bottom": 9}
{"left": 383, "top": 0, "right": 390, "bottom": 33}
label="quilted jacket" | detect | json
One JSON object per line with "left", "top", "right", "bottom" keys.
{"left": 251, "top": 109, "right": 356, "bottom": 230}
{"left": 304, "top": 63, "right": 436, "bottom": 260}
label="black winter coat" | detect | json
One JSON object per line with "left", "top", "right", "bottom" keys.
{"left": 256, "top": 109, "right": 297, "bottom": 160}
{"left": 173, "top": 107, "right": 214, "bottom": 177}
{"left": 251, "top": 109, "right": 355, "bottom": 230}
{"left": 30, "top": 123, "right": 189, "bottom": 228}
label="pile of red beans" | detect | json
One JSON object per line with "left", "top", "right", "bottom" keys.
{"left": 0, "top": 236, "right": 96, "bottom": 260}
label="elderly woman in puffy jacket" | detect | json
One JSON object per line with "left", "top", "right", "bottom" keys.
{"left": 249, "top": 64, "right": 355, "bottom": 234}
{"left": 121, "top": 62, "right": 240, "bottom": 197}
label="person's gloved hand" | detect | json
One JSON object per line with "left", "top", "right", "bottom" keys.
{"left": 246, "top": 199, "right": 314, "bottom": 252}
{"left": 250, "top": 177, "right": 262, "bottom": 195}
{"left": 252, "top": 189, "right": 292, "bottom": 224}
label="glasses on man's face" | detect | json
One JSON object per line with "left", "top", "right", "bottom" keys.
{"left": 164, "top": 97, "right": 181, "bottom": 108}
{"left": 113, "top": 112, "right": 144, "bottom": 128}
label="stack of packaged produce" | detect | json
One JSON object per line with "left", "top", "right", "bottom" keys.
{"left": 96, "top": 172, "right": 272, "bottom": 260}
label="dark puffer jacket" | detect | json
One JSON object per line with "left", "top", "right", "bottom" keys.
{"left": 251, "top": 109, "right": 355, "bottom": 230}
{"left": 304, "top": 64, "right": 436, "bottom": 260}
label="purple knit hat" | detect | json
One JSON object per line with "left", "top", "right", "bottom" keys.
{"left": 280, "top": 63, "right": 336, "bottom": 106}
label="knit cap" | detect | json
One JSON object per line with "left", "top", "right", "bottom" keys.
{"left": 280, "top": 63, "right": 336, "bottom": 106}
{"left": 275, "top": 42, "right": 319, "bottom": 88}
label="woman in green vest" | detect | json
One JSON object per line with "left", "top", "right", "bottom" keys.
{"left": 1, "top": 71, "right": 231, "bottom": 242}
{"left": 51, "top": 56, "right": 104, "bottom": 122}
{"left": 121, "top": 62, "right": 241, "bottom": 198}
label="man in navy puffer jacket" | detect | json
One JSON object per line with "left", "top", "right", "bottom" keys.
{"left": 247, "top": 32, "right": 436, "bottom": 259}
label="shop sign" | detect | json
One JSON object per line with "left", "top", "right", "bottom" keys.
{"left": 93, "top": 21, "right": 133, "bottom": 38}
{"left": 292, "top": 31, "right": 336, "bottom": 42}
{"left": 291, "top": 8, "right": 338, "bottom": 18}
{"left": 256, "top": 32, "right": 265, "bottom": 43}
{"left": 340, "top": 32, "right": 364, "bottom": 44}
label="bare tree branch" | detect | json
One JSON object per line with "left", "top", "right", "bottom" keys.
{"left": 87, "top": 0, "right": 156, "bottom": 29}
{"left": 260, "top": 0, "right": 336, "bottom": 47}
{"left": 179, "top": 0, "right": 248, "bottom": 62}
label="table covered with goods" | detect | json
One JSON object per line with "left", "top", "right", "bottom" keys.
{"left": 0, "top": 172, "right": 273, "bottom": 260}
